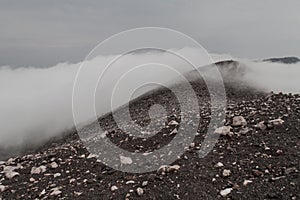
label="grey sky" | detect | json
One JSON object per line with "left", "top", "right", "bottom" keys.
{"left": 0, "top": 0, "right": 299, "bottom": 67}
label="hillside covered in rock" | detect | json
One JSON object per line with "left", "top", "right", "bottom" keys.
{"left": 0, "top": 61, "right": 299, "bottom": 199}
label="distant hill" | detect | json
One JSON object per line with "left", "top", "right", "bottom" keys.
{"left": 263, "top": 56, "right": 300, "bottom": 64}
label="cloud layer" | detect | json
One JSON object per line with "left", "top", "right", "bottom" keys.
{"left": 0, "top": 48, "right": 299, "bottom": 152}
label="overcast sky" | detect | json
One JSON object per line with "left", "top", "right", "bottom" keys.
{"left": 0, "top": 0, "right": 299, "bottom": 67}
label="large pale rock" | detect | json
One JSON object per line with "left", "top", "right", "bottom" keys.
{"left": 214, "top": 126, "right": 234, "bottom": 136}
{"left": 232, "top": 116, "right": 247, "bottom": 126}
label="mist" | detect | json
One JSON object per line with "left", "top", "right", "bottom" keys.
{"left": 241, "top": 60, "right": 300, "bottom": 94}
{"left": 0, "top": 48, "right": 299, "bottom": 154}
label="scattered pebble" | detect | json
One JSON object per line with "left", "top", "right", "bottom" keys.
{"left": 214, "top": 126, "right": 234, "bottom": 136}
{"left": 220, "top": 188, "right": 232, "bottom": 197}
{"left": 136, "top": 187, "right": 144, "bottom": 196}
{"left": 50, "top": 162, "right": 58, "bottom": 169}
{"left": 31, "top": 166, "right": 47, "bottom": 174}
{"left": 232, "top": 116, "right": 247, "bottom": 126}
{"left": 243, "top": 180, "right": 253, "bottom": 186}
{"left": 50, "top": 187, "right": 62, "bottom": 196}
{"left": 142, "top": 181, "right": 148, "bottom": 187}
{"left": 222, "top": 169, "right": 231, "bottom": 177}
{"left": 215, "top": 162, "right": 224, "bottom": 168}
{"left": 119, "top": 155, "right": 133, "bottom": 165}
{"left": 111, "top": 185, "right": 118, "bottom": 192}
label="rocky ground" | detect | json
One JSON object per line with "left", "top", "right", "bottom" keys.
{"left": 0, "top": 62, "right": 299, "bottom": 199}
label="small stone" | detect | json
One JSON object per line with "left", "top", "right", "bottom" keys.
{"left": 120, "top": 155, "right": 133, "bottom": 165}
{"left": 215, "top": 162, "right": 224, "bottom": 168}
{"left": 157, "top": 165, "right": 169, "bottom": 174}
{"left": 142, "top": 181, "right": 148, "bottom": 187}
{"left": 69, "top": 178, "right": 76, "bottom": 183}
{"left": 136, "top": 187, "right": 144, "bottom": 196}
{"left": 74, "top": 191, "right": 83, "bottom": 196}
{"left": 87, "top": 154, "right": 97, "bottom": 159}
{"left": 7, "top": 158, "right": 15, "bottom": 164}
{"left": 125, "top": 180, "right": 135, "bottom": 184}
{"left": 31, "top": 166, "right": 47, "bottom": 174}
{"left": 3, "top": 166, "right": 20, "bottom": 179}
{"left": 170, "top": 128, "right": 178, "bottom": 135}
{"left": 111, "top": 185, "right": 118, "bottom": 191}
{"left": 252, "top": 169, "right": 263, "bottom": 177}
{"left": 255, "top": 121, "right": 267, "bottom": 130}
{"left": 222, "top": 169, "right": 231, "bottom": 177}
{"left": 0, "top": 185, "right": 7, "bottom": 192}
{"left": 167, "top": 165, "right": 180, "bottom": 172}
{"left": 264, "top": 146, "right": 271, "bottom": 150}
{"left": 189, "top": 143, "right": 195, "bottom": 148}
{"left": 214, "top": 126, "right": 234, "bottom": 136}
{"left": 269, "top": 118, "right": 284, "bottom": 126}
{"left": 40, "top": 189, "right": 46, "bottom": 196}
{"left": 168, "top": 120, "right": 179, "bottom": 126}
{"left": 232, "top": 116, "right": 247, "bottom": 126}
{"left": 157, "top": 165, "right": 180, "bottom": 174}
{"left": 50, "top": 188, "right": 62, "bottom": 196}
{"left": 29, "top": 178, "right": 35, "bottom": 182}
{"left": 220, "top": 188, "right": 232, "bottom": 197}
{"left": 54, "top": 173, "right": 61, "bottom": 178}
{"left": 243, "top": 180, "right": 253, "bottom": 186}
{"left": 50, "top": 162, "right": 58, "bottom": 169}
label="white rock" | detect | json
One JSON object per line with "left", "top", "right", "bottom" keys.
{"left": 222, "top": 169, "right": 231, "bottom": 177}
{"left": 157, "top": 165, "right": 180, "bottom": 174}
{"left": 270, "top": 118, "right": 284, "bottom": 126}
{"left": 157, "top": 165, "right": 169, "bottom": 174}
{"left": 99, "top": 131, "right": 108, "bottom": 139}
{"left": 69, "top": 178, "right": 76, "bottom": 183}
{"left": 29, "top": 178, "right": 35, "bottom": 182}
{"left": 120, "top": 155, "right": 133, "bottom": 165}
{"left": 168, "top": 120, "right": 179, "bottom": 126}
{"left": 50, "top": 188, "right": 62, "bottom": 196}
{"left": 214, "top": 126, "right": 234, "bottom": 136}
{"left": 220, "top": 188, "right": 232, "bottom": 197}
{"left": 167, "top": 165, "right": 180, "bottom": 173}
{"left": 189, "top": 143, "right": 195, "bottom": 148}
{"left": 243, "top": 180, "right": 253, "bottom": 186}
{"left": 111, "top": 185, "right": 118, "bottom": 191}
{"left": 87, "top": 154, "right": 97, "bottom": 159}
{"left": 255, "top": 121, "right": 267, "bottom": 130}
{"left": 170, "top": 128, "right": 178, "bottom": 135}
{"left": 54, "top": 173, "right": 61, "bottom": 178}
{"left": 74, "top": 191, "right": 83, "bottom": 196}
{"left": 50, "top": 162, "right": 58, "bottom": 169}
{"left": 7, "top": 158, "right": 15, "bottom": 164}
{"left": 232, "top": 116, "right": 247, "bottom": 126}
{"left": 125, "top": 180, "right": 135, "bottom": 184}
{"left": 0, "top": 185, "right": 7, "bottom": 192}
{"left": 31, "top": 166, "right": 47, "bottom": 174}
{"left": 215, "top": 162, "right": 224, "bottom": 168}
{"left": 136, "top": 187, "right": 144, "bottom": 196}
{"left": 3, "top": 166, "right": 20, "bottom": 179}
{"left": 40, "top": 189, "right": 46, "bottom": 196}
{"left": 142, "top": 181, "right": 148, "bottom": 187}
